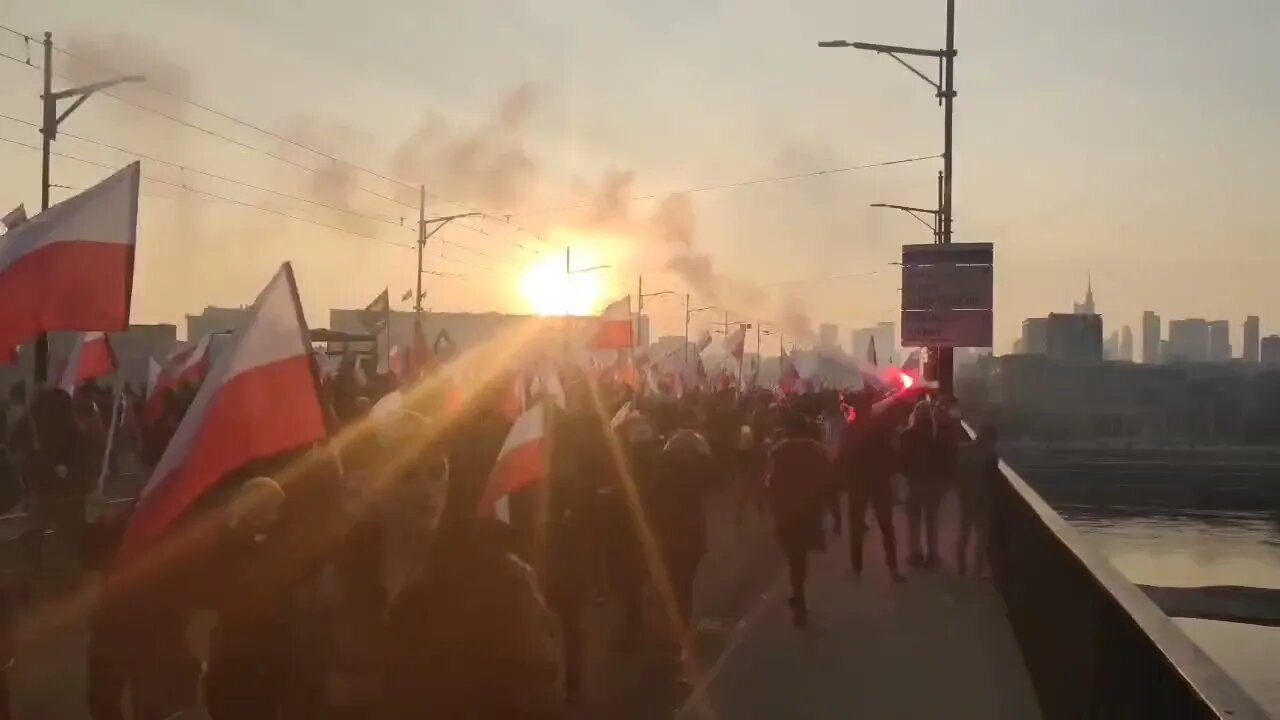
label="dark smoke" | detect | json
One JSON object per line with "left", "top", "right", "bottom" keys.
{"left": 391, "top": 83, "right": 545, "bottom": 210}
{"left": 63, "top": 34, "right": 192, "bottom": 117}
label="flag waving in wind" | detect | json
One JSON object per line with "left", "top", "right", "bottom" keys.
{"left": 0, "top": 163, "right": 139, "bottom": 350}
{"left": 591, "top": 296, "right": 633, "bottom": 349}
{"left": 478, "top": 401, "right": 548, "bottom": 522}
{"left": 866, "top": 336, "right": 879, "bottom": 367}
{"left": 59, "top": 332, "right": 116, "bottom": 396}
{"left": 120, "top": 263, "right": 326, "bottom": 557}
{"left": 361, "top": 289, "right": 390, "bottom": 332}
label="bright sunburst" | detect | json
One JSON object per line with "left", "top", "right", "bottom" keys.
{"left": 520, "top": 251, "right": 605, "bottom": 316}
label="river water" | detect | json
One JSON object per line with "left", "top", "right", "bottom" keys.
{"left": 1063, "top": 507, "right": 1280, "bottom": 714}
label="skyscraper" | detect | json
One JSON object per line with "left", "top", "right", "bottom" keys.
{"left": 819, "top": 323, "right": 840, "bottom": 353}
{"left": 1142, "top": 311, "right": 1161, "bottom": 364}
{"left": 1072, "top": 277, "right": 1096, "bottom": 315}
{"left": 1263, "top": 336, "right": 1280, "bottom": 367}
{"left": 1208, "top": 320, "right": 1230, "bottom": 362}
{"left": 1244, "top": 316, "right": 1260, "bottom": 363}
{"left": 1020, "top": 318, "right": 1048, "bottom": 355}
{"left": 1047, "top": 313, "right": 1102, "bottom": 363}
{"left": 1167, "top": 319, "right": 1209, "bottom": 363}
{"left": 1120, "top": 326, "right": 1134, "bottom": 362}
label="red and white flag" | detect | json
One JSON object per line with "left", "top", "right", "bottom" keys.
{"left": 59, "top": 331, "right": 116, "bottom": 396}
{"left": 696, "top": 329, "right": 713, "bottom": 354}
{"left": 591, "top": 296, "right": 633, "bottom": 350}
{"left": 120, "top": 263, "right": 325, "bottom": 557}
{"left": 169, "top": 335, "right": 212, "bottom": 386}
{"left": 143, "top": 357, "right": 170, "bottom": 424}
{"left": 478, "top": 401, "right": 548, "bottom": 522}
{"left": 0, "top": 163, "right": 139, "bottom": 349}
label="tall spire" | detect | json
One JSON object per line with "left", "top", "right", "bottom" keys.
{"left": 1084, "top": 274, "right": 1095, "bottom": 315}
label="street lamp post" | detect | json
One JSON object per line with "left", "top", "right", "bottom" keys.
{"left": 35, "top": 31, "right": 145, "bottom": 384}
{"left": 414, "top": 200, "right": 479, "bottom": 372}
{"left": 636, "top": 275, "right": 674, "bottom": 351}
{"left": 819, "top": 0, "right": 958, "bottom": 396}
{"left": 562, "top": 246, "right": 611, "bottom": 359}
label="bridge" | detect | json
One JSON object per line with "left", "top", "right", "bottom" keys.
{"left": 673, "top": 446, "right": 1270, "bottom": 720}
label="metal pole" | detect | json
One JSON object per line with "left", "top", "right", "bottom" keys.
{"left": 939, "top": 0, "right": 956, "bottom": 397}
{"left": 414, "top": 185, "right": 425, "bottom": 372}
{"left": 636, "top": 275, "right": 643, "bottom": 349}
{"left": 683, "top": 293, "right": 690, "bottom": 370}
{"left": 34, "top": 32, "right": 54, "bottom": 385}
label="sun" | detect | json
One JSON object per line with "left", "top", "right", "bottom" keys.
{"left": 520, "top": 252, "right": 605, "bottom": 316}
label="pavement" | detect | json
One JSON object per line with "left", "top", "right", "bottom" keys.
{"left": 677, "top": 494, "right": 1043, "bottom": 720}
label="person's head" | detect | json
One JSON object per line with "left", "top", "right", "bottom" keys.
{"left": 228, "top": 476, "right": 286, "bottom": 534}
{"left": 782, "top": 411, "right": 809, "bottom": 439}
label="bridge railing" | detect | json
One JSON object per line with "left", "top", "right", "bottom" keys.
{"left": 987, "top": 453, "right": 1270, "bottom": 719}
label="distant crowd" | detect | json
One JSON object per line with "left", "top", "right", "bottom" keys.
{"left": 0, "top": 354, "right": 1000, "bottom": 719}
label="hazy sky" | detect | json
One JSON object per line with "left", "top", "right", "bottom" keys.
{"left": 0, "top": 0, "right": 1276, "bottom": 351}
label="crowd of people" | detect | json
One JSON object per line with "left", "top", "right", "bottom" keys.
{"left": 0, "top": 351, "right": 1000, "bottom": 719}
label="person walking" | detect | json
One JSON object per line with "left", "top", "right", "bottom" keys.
{"left": 653, "top": 408, "right": 715, "bottom": 663}
{"left": 765, "top": 412, "right": 832, "bottom": 627}
{"left": 957, "top": 422, "right": 998, "bottom": 576}
{"left": 840, "top": 391, "right": 905, "bottom": 582}
{"left": 900, "top": 401, "right": 941, "bottom": 569}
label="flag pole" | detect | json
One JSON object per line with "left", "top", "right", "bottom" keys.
{"left": 383, "top": 286, "right": 391, "bottom": 374}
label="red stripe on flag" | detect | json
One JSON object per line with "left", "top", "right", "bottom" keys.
{"left": 0, "top": 241, "right": 132, "bottom": 345}
{"left": 478, "top": 439, "right": 546, "bottom": 516}
{"left": 120, "top": 354, "right": 324, "bottom": 555}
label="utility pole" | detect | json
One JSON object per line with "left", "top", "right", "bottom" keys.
{"left": 36, "top": 31, "right": 144, "bottom": 384}
{"left": 414, "top": 192, "right": 478, "bottom": 369}
{"left": 819, "top": 0, "right": 958, "bottom": 396}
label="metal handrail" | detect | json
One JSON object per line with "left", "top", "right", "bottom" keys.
{"left": 978, "top": 418, "right": 1269, "bottom": 719}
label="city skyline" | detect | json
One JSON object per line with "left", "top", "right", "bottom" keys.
{"left": 0, "top": 1, "right": 1275, "bottom": 352}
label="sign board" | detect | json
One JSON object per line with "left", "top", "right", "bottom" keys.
{"left": 902, "top": 264, "right": 993, "bottom": 311}
{"left": 901, "top": 309, "right": 993, "bottom": 348}
{"left": 901, "top": 242, "right": 993, "bottom": 266}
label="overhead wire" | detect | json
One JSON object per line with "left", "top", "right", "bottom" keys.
{"left": 0, "top": 134, "right": 418, "bottom": 250}
{"left": 509, "top": 154, "right": 943, "bottom": 217}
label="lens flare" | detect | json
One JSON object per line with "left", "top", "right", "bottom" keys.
{"left": 519, "top": 253, "right": 604, "bottom": 316}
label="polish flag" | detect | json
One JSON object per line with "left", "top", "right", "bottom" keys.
{"left": 477, "top": 401, "right": 547, "bottom": 522}
{"left": 0, "top": 163, "right": 139, "bottom": 349}
{"left": 143, "top": 358, "right": 170, "bottom": 424}
{"left": 388, "top": 345, "right": 405, "bottom": 379}
{"left": 145, "top": 357, "right": 164, "bottom": 399}
{"left": 591, "top": 296, "right": 633, "bottom": 350}
{"left": 59, "top": 332, "right": 116, "bottom": 395}
{"left": 169, "top": 335, "right": 212, "bottom": 386}
{"left": 696, "top": 329, "right": 713, "bottom": 354}
{"left": 120, "top": 263, "right": 325, "bottom": 557}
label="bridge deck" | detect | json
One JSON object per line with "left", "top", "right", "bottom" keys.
{"left": 679, "top": 495, "right": 1043, "bottom": 720}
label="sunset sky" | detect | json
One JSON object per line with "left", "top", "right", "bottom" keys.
{"left": 0, "top": 0, "right": 1276, "bottom": 351}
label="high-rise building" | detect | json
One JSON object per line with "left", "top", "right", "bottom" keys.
{"left": 1047, "top": 313, "right": 1102, "bottom": 363}
{"left": 1020, "top": 318, "right": 1048, "bottom": 355}
{"left": 186, "top": 305, "right": 252, "bottom": 341}
{"left": 1072, "top": 277, "right": 1096, "bottom": 315}
{"left": 851, "top": 322, "right": 895, "bottom": 364}
{"left": 1263, "top": 335, "right": 1280, "bottom": 367}
{"left": 1167, "top": 319, "right": 1209, "bottom": 363}
{"left": 819, "top": 323, "right": 840, "bottom": 354}
{"left": 1208, "top": 320, "right": 1231, "bottom": 362}
{"left": 1142, "top": 311, "right": 1161, "bottom": 364}
{"left": 1119, "top": 326, "right": 1134, "bottom": 362}
{"left": 1103, "top": 330, "right": 1120, "bottom": 360}
{"left": 1244, "top": 316, "right": 1261, "bottom": 363}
